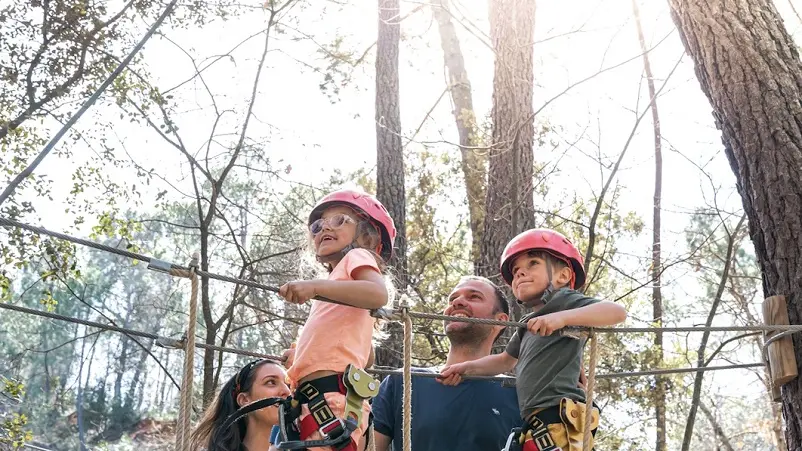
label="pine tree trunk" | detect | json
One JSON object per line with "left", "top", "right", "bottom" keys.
{"left": 375, "top": 0, "right": 406, "bottom": 369}
{"left": 77, "top": 328, "right": 88, "bottom": 451}
{"left": 668, "top": 0, "right": 802, "bottom": 447}
{"left": 479, "top": 0, "right": 536, "bottom": 292}
{"left": 632, "top": 0, "right": 666, "bottom": 448}
{"left": 431, "top": 0, "right": 487, "bottom": 272}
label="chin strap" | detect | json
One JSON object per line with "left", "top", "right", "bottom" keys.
{"left": 540, "top": 258, "right": 555, "bottom": 305}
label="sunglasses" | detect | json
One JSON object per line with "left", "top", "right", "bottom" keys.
{"left": 309, "top": 214, "right": 356, "bottom": 236}
{"left": 232, "top": 359, "right": 264, "bottom": 401}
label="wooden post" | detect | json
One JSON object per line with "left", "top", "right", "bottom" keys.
{"left": 771, "top": 382, "right": 782, "bottom": 402}
{"left": 762, "top": 295, "right": 798, "bottom": 389}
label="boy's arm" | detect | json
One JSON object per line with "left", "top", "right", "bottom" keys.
{"left": 562, "top": 301, "right": 627, "bottom": 327}
{"left": 438, "top": 352, "right": 517, "bottom": 385}
{"left": 528, "top": 301, "right": 626, "bottom": 336}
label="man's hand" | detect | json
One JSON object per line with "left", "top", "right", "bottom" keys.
{"left": 282, "top": 342, "right": 296, "bottom": 369}
{"left": 279, "top": 280, "right": 319, "bottom": 304}
{"left": 438, "top": 363, "right": 469, "bottom": 386}
{"left": 527, "top": 312, "right": 567, "bottom": 336}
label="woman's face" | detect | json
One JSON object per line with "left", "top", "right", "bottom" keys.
{"left": 237, "top": 363, "right": 291, "bottom": 426}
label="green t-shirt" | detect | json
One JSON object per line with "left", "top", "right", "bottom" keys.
{"left": 505, "top": 288, "right": 599, "bottom": 418}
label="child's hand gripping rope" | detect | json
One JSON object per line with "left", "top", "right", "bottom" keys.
{"left": 526, "top": 311, "right": 567, "bottom": 337}
{"left": 279, "top": 280, "right": 319, "bottom": 304}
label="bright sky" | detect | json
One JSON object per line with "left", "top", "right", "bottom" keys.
{"left": 8, "top": 0, "right": 802, "bottom": 445}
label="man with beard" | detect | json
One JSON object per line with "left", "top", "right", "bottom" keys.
{"left": 371, "top": 275, "right": 520, "bottom": 451}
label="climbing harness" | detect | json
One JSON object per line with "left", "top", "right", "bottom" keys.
{"left": 501, "top": 399, "right": 599, "bottom": 451}
{"left": 219, "top": 365, "right": 378, "bottom": 450}
{"left": 277, "top": 364, "right": 379, "bottom": 450}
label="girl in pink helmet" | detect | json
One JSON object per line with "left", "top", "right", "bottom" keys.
{"left": 277, "top": 188, "right": 397, "bottom": 451}
{"left": 440, "top": 229, "right": 627, "bottom": 451}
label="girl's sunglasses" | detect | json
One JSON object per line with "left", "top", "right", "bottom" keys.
{"left": 309, "top": 214, "right": 356, "bottom": 235}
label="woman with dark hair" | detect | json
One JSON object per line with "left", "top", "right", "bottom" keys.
{"left": 190, "top": 359, "right": 291, "bottom": 450}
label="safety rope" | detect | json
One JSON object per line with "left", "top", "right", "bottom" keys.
{"left": 173, "top": 262, "right": 199, "bottom": 451}
{"left": 401, "top": 307, "right": 413, "bottom": 451}
{"left": 4, "top": 217, "right": 802, "bottom": 336}
{"left": 582, "top": 330, "right": 598, "bottom": 451}
{"left": 0, "top": 301, "right": 771, "bottom": 382}
{"left": 0, "top": 302, "right": 284, "bottom": 361}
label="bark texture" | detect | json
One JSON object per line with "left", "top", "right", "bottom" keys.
{"left": 432, "top": 0, "right": 487, "bottom": 272}
{"left": 375, "top": 0, "right": 406, "bottom": 369}
{"left": 668, "top": 0, "right": 802, "bottom": 447}
{"left": 479, "top": 0, "right": 537, "bottom": 288}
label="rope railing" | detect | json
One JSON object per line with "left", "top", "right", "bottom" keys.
{"left": 4, "top": 217, "right": 802, "bottom": 336}
{"left": 0, "top": 302, "right": 284, "bottom": 361}
{"left": 0, "top": 300, "right": 770, "bottom": 381}
{"left": 583, "top": 331, "right": 598, "bottom": 450}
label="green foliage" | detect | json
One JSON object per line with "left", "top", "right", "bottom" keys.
{"left": 0, "top": 379, "right": 32, "bottom": 450}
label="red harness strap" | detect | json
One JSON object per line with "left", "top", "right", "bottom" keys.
{"left": 297, "top": 374, "right": 358, "bottom": 451}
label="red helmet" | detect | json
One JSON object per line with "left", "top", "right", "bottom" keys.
{"left": 500, "top": 228, "right": 586, "bottom": 289}
{"left": 308, "top": 189, "right": 396, "bottom": 261}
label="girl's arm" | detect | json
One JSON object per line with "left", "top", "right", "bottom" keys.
{"left": 279, "top": 267, "right": 388, "bottom": 309}
{"left": 313, "top": 267, "right": 388, "bottom": 309}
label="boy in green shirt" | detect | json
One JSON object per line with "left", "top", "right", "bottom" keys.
{"left": 440, "top": 229, "right": 627, "bottom": 451}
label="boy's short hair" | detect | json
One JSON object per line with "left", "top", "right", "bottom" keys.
{"left": 457, "top": 275, "right": 509, "bottom": 342}
{"left": 523, "top": 250, "right": 575, "bottom": 292}
{"left": 525, "top": 250, "right": 570, "bottom": 270}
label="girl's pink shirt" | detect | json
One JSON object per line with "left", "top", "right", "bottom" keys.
{"left": 287, "top": 248, "right": 381, "bottom": 386}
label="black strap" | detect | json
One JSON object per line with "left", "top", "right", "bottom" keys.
{"left": 220, "top": 396, "right": 289, "bottom": 433}
{"left": 513, "top": 406, "right": 563, "bottom": 451}
{"left": 288, "top": 376, "right": 354, "bottom": 450}
{"left": 528, "top": 406, "right": 562, "bottom": 426}
{"left": 294, "top": 375, "right": 343, "bottom": 404}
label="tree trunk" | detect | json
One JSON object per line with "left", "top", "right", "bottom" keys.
{"left": 76, "top": 328, "right": 88, "bottom": 451}
{"left": 698, "top": 403, "right": 735, "bottom": 451}
{"left": 764, "top": 361, "right": 790, "bottom": 451}
{"left": 375, "top": 0, "right": 406, "bottom": 369}
{"left": 126, "top": 340, "right": 153, "bottom": 409}
{"left": 772, "top": 396, "right": 789, "bottom": 451}
{"left": 431, "top": 0, "right": 487, "bottom": 272}
{"left": 479, "top": 0, "right": 536, "bottom": 291}
{"left": 681, "top": 215, "right": 744, "bottom": 451}
{"left": 667, "top": 0, "right": 802, "bottom": 446}
{"left": 632, "top": 0, "right": 666, "bottom": 448}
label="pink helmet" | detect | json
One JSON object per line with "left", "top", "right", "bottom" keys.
{"left": 500, "top": 228, "right": 586, "bottom": 289}
{"left": 308, "top": 189, "right": 396, "bottom": 261}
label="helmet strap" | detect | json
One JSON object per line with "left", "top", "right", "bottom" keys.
{"left": 541, "top": 258, "right": 555, "bottom": 304}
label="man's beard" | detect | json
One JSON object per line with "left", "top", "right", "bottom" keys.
{"left": 445, "top": 322, "right": 493, "bottom": 348}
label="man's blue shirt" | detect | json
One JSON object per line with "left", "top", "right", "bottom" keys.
{"left": 372, "top": 368, "right": 520, "bottom": 451}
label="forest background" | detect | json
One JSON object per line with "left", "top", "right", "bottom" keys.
{"left": 2, "top": 0, "right": 802, "bottom": 449}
